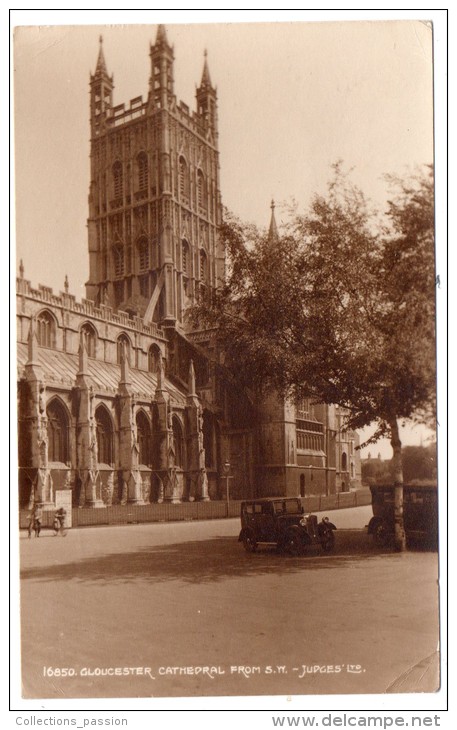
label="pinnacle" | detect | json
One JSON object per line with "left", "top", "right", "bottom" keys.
{"left": 95, "top": 34, "right": 108, "bottom": 77}
{"left": 269, "top": 199, "right": 279, "bottom": 242}
{"left": 155, "top": 24, "right": 169, "bottom": 46}
{"left": 200, "top": 49, "right": 212, "bottom": 87}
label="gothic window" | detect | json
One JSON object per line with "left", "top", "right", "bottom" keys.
{"left": 137, "top": 237, "right": 150, "bottom": 272}
{"left": 182, "top": 240, "right": 189, "bottom": 275}
{"left": 296, "top": 398, "right": 311, "bottom": 420}
{"left": 113, "top": 245, "right": 124, "bottom": 278}
{"left": 36, "top": 310, "right": 56, "bottom": 348}
{"left": 199, "top": 249, "right": 207, "bottom": 281}
{"left": 95, "top": 406, "right": 113, "bottom": 465}
{"left": 172, "top": 416, "right": 185, "bottom": 468}
{"left": 179, "top": 156, "right": 189, "bottom": 200}
{"left": 46, "top": 399, "right": 69, "bottom": 463}
{"left": 117, "top": 334, "right": 131, "bottom": 365}
{"left": 113, "top": 161, "right": 123, "bottom": 199}
{"left": 148, "top": 344, "right": 161, "bottom": 374}
{"left": 80, "top": 323, "right": 97, "bottom": 358}
{"left": 137, "top": 152, "right": 148, "bottom": 192}
{"left": 341, "top": 452, "right": 348, "bottom": 471}
{"left": 197, "top": 170, "right": 206, "bottom": 210}
{"left": 136, "top": 411, "right": 152, "bottom": 466}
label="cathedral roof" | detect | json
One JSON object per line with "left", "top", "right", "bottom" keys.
{"left": 17, "top": 342, "right": 187, "bottom": 406}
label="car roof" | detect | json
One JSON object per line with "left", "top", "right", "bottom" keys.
{"left": 370, "top": 483, "right": 437, "bottom": 492}
{"left": 241, "top": 497, "right": 301, "bottom": 504}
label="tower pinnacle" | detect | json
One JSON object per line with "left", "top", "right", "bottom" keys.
{"left": 155, "top": 24, "right": 170, "bottom": 47}
{"left": 196, "top": 49, "right": 217, "bottom": 137}
{"left": 200, "top": 49, "right": 212, "bottom": 87}
{"left": 268, "top": 199, "right": 279, "bottom": 242}
{"left": 90, "top": 34, "right": 114, "bottom": 137}
{"left": 149, "top": 24, "right": 174, "bottom": 108}
{"left": 94, "top": 34, "right": 109, "bottom": 77}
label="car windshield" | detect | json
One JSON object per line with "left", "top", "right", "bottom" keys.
{"left": 285, "top": 500, "right": 301, "bottom": 514}
{"left": 273, "top": 500, "right": 301, "bottom": 515}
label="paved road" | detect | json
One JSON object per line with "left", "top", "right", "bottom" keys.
{"left": 19, "top": 506, "right": 439, "bottom": 700}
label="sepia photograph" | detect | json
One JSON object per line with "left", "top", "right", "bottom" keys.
{"left": 11, "top": 8, "right": 446, "bottom": 715}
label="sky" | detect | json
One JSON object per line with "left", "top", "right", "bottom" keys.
{"left": 12, "top": 9, "right": 445, "bottom": 459}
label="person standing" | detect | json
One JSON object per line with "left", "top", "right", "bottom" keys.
{"left": 53, "top": 507, "right": 67, "bottom": 536}
{"left": 33, "top": 504, "right": 43, "bottom": 537}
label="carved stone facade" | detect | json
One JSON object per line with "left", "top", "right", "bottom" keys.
{"left": 16, "top": 26, "right": 361, "bottom": 511}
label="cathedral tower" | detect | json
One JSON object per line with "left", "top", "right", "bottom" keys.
{"left": 86, "top": 26, "right": 223, "bottom": 326}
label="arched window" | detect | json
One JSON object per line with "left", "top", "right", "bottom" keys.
{"left": 341, "top": 452, "right": 348, "bottom": 471}
{"left": 117, "top": 334, "right": 131, "bottom": 365}
{"left": 137, "top": 237, "right": 149, "bottom": 272}
{"left": 113, "top": 161, "right": 123, "bottom": 199}
{"left": 172, "top": 416, "right": 185, "bottom": 468}
{"left": 179, "top": 156, "right": 189, "bottom": 199}
{"left": 80, "top": 323, "right": 97, "bottom": 358}
{"left": 182, "top": 240, "right": 189, "bottom": 275}
{"left": 36, "top": 311, "right": 56, "bottom": 348}
{"left": 136, "top": 411, "right": 152, "bottom": 466}
{"left": 95, "top": 406, "right": 113, "bottom": 465}
{"left": 113, "top": 245, "right": 124, "bottom": 278}
{"left": 296, "top": 398, "right": 317, "bottom": 421}
{"left": 47, "top": 399, "right": 69, "bottom": 463}
{"left": 199, "top": 249, "right": 207, "bottom": 281}
{"left": 148, "top": 344, "right": 161, "bottom": 374}
{"left": 137, "top": 152, "right": 148, "bottom": 192}
{"left": 197, "top": 170, "right": 206, "bottom": 210}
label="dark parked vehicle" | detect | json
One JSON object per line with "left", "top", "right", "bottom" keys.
{"left": 368, "top": 484, "right": 438, "bottom": 546}
{"left": 239, "top": 497, "right": 336, "bottom": 555}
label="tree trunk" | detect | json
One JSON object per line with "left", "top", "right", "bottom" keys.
{"left": 389, "top": 417, "right": 406, "bottom": 552}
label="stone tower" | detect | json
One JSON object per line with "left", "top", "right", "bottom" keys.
{"left": 86, "top": 26, "right": 224, "bottom": 325}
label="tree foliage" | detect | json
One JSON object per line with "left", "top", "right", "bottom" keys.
{"left": 362, "top": 444, "right": 437, "bottom": 486}
{"left": 196, "top": 164, "right": 435, "bottom": 438}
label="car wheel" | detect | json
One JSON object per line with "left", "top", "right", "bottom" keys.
{"left": 285, "top": 528, "right": 304, "bottom": 556}
{"left": 242, "top": 531, "right": 257, "bottom": 553}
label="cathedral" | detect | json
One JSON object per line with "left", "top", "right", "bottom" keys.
{"left": 16, "top": 25, "right": 361, "bottom": 510}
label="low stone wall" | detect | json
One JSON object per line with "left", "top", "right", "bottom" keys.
{"left": 19, "top": 488, "right": 371, "bottom": 529}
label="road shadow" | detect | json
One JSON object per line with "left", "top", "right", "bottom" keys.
{"left": 20, "top": 529, "right": 437, "bottom": 586}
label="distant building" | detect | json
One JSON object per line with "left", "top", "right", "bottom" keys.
{"left": 16, "top": 26, "right": 361, "bottom": 510}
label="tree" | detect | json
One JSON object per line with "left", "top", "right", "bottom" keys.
{"left": 194, "top": 164, "right": 436, "bottom": 550}
{"left": 401, "top": 444, "right": 437, "bottom": 484}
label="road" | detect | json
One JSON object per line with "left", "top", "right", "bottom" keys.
{"left": 19, "top": 506, "right": 440, "bottom": 699}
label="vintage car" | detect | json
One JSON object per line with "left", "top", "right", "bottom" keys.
{"left": 368, "top": 483, "right": 438, "bottom": 546}
{"left": 239, "top": 497, "right": 336, "bottom": 555}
